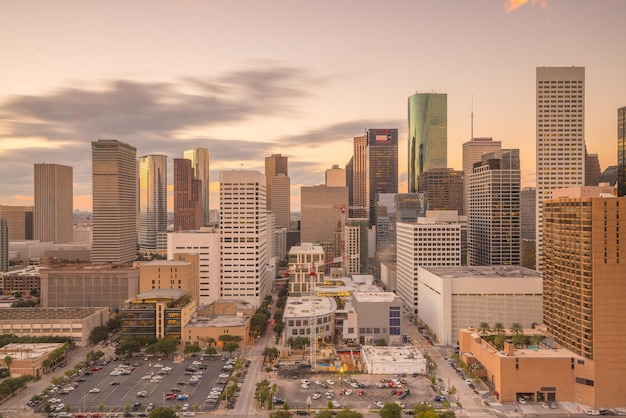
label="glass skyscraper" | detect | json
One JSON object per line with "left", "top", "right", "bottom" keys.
{"left": 408, "top": 93, "right": 447, "bottom": 193}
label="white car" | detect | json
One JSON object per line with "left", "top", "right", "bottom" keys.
{"left": 182, "top": 403, "right": 189, "bottom": 410}
{"left": 154, "top": 363, "right": 164, "bottom": 368}
{"left": 585, "top": 411, "right": 600, "bottom": 416}
{"left": 55, "top": 403, "right": 66, "bottom": 411}
{"left": 182, "top": 413, "right": 196, "bottom": 417}
{"left": 89, "top": 388, "right": 101, "bottom": 393}
{"left": 141, "top": 374, "right": 153, "bottom": 380}
{"left": 344, "top": 389, "right": 352, "bottom": 396}
{"left": 374, "top": 401, "right": 384, "bottom": 408}
{"left": 314, "top": 380, "right": 322, "bottom": 385}
{"left": 518, "top": 397, "right": 527, "bottom": 405}
{"left": 326, "top": 380, "right": 334, "bottom": 385}
{"left": 48, "top": 398, "right": 61, "bottom": 404}
{"left": 301, "top": 383, "right": 310, "bottom": 389}
{"left": 312, "top": 393, "right": 321, "bottom": 400}
{"left": 161, "top": 366, "right": 172, "bottom": 371}
{"left": 301, "top": 379, "right": 310, "bottom": 384}
{"left": 192, "top": 361, "right": 201, "bottom": 365}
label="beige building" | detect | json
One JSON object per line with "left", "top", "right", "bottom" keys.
{"left": 0, "top": 205, "right": 33, "bottom": 241}
{"left": 0, "top": 343, "right": 67, "bottom": 377}
{"left": 183, "top": 314, "right": 250, "bottom": 348}
{"left": 287, "top": 243, "right": 324, "bottom": 295}
{"left": 0, "top": 308, "right": 108, "bottom": 347}
{"left": 197, "top": 299, "right": 255, "bottom": 316}
{"left": 271, "top": 174, "right": 291, "bottom": 230}
{"left": 40, "top": 265, "right": 139, "bottom": 309}
{"left": 34, "top": 163, "right": 73, "bottom": 244}
{"left": 325, "top": 165, "right": 346, "bottom": 187}
{"left": 300, "top": 185, "right": 348, "bottom": 244}
{"left": 139, "top": 254, "right": 200, "bottom": 306}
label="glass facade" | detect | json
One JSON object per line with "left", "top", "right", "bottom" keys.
{"left": 408, "top": 93, "right": 447, "bottom": 193}
{"left": 366, "top": 129, "right": 398, "bottom": 226}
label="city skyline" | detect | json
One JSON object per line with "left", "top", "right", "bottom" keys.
{"left": 1, "top": 1, "right": 625, "bottom": 212}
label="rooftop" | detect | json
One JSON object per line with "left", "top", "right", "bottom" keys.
{"left": 0, "top": 307, "right": 107, "bottom": 321}
{"left": 186, "top": 315, "right": 250, "bottom": 328}
{"left": 353, "top": 291, "right": 399, "bottom": 303}
{"left": 129, "top": 288, "right": 187, "bottom": 302}
{"left": 421, "top": 265, "right": 540, "bottom": 279}
{"left": 140, "top": 260, "right": 190, "bottom": 266}
{"left": 284, "top": 296, "right": 337, "bottom": 318}
{"left": 360, "top": 345, "right": 424, "bottom": 363}
{"left": 0, "top": 343, "right": 65, "bottom": 360}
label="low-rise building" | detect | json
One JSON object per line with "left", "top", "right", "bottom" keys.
{"left": 183, "top": 314, "right": 250, "bottom": 348}
{"left": 360, "top": 345, "right": 426, "bottom": 375}
{"left": 0, "top": 343, "right": 66, "bottom": 378}
{"left": 283, "top": 296, "right": 336, "bottom": 343}
{"left": 348, "top": 291, "right": 403, "bottom": 346}
{"left": 0, "top": 308, "right": 108, "bottom": 346}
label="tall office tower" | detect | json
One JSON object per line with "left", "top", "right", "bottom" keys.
{"left": 168, "top": 227, "right": 221, "bottom": 306}
{"left": 326, "top": 165, "right": 346, "bottom": 187}
{"left": 585, "top": 151, "right": 601, "bottom": 186}
{"left": 366, "top": 129, "right": 398, "bottom": 226}
{"left": 351, "top": 135, "right": 368, "bottom": 219}
{"left": 520, "top": 187, "right": 536, "bottom": 240}
{"left": 300, "top": 185, "right": 349, "bottom": 244}
{"left": 220, "top": 171, "right": 270, "bottom": 307}
{"left": 271, "top": 174, "right": 290, "bottom": 230}
{"left": 375, "top": 193, "right": 422, "bottom": 264}
{"left": 264, "top": 153, "right": 288, "bottom": 212}
{"left": 173, "top": 158, "right": 202, "bottom": 231}
{"left": 91, "top": 140, "right": 138, "bottom": 264}
{"left": 0, "top": 218, "right": 7, "bottom": 272}
{"left": 536, "top": 66, "right": 585, "bottom": 270}
{"left": 345, "top": 157, "right": 354, "bottom": 213}
{"left": 397, "top": 211, "right": 462, "bottom": 314}
{"left": 33, "top": 163, "right": 73, "bottom": 244}
{"left": 183, "top": 148, "right": 210, "bottom": 226}
{"left": 138, "top": 155, "right": 167, "bottom": 255}
{"left": 419, "top": 168, "right": 464, "bottom": 215}
{"left": 468, "top": 149, "right": 521, "bottom": 266}
{"left": 462, "top": 137, "right": 501, "bottom": 215}
{"left": 0, "top": 206, "right": 33, "bottom": 240}
{"left": 345, "top": 218, "right": 368, "bottom": 274}
{"left": 408, "top": 93, "right": 447, "bottom": 193}
{"left": 543, "top": 186, "right": 625, "bottom": 408}
{"left": 618, "top": 106, "right": 626, "bottom": 197}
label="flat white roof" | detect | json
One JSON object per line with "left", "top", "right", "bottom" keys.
{"left": 353, "top": 291, "right": 398, "bottom": 303}
{"left": 284, "top": 296, "right": 337, "bottom": 318}
{"left": 421, "top": 265, "right": 540, "bottom": 279}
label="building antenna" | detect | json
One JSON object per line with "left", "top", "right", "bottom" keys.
{"left": 470, "top": 94, "right": 474, "bottom": 140}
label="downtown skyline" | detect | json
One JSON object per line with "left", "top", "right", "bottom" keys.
{"left": 1, "top": 0, "right": 625, "bottom": 212}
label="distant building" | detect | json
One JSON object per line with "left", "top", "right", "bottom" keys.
{"left": 0, "top": 206, "right": 33, "bottom": 241}
{"left": 91, "top": 140, "right": 137, "bottom": 264}
{"left": 419, "top": 168, "right": 464, "bottom": 215}
{"left": 173, "top": 158, "right": 202, "bottom": 231}
{"left": 183, "top": 314, "right": 250, "bottom": 348}
{"left": 183, "top": 148, "right": 210, "bottom": 226}
{"left": 0, "top": 343, "right": 66, "bottom": 377}
{"left": 0, "top": 218, "right": 7, "bottom": 272}
{"left": 282, "top": 296, "right": 336, "bottom": 343}
{"left": 585, "top": 148, "right": 601, "bottom": 186}
{"left": 520, "top": 187, "right": 536, "bottom": 240}
{"left": 271, "top": 174, "right": 290, "bottom": 230}
{"left": 139, "top": 155, "right": 168, "bottom": 255}
{"left": 139, "top": 254, "right": 200, "bottom": 307}
{"left": 265, "top": 153, "right": 288, "bottom": 215}
{"left": 619, "top": 106, "right": 626, "bottom": 196}
{"left": 375, "top": 193, "right": 422, "bottom": 265}
{"left": 344, "top": 218, "right": 368, "bottom": 275}
{"left": 34, "top": 163, "right": 73, "bottom": 244}
{"left": 325, "top": 165, "right": 346, "bottom": 187}
{"left": 462, "top": 137, "right": 501, "bottom": 216}
{"left": 408, "top": 93, "right": 447, "bottom": 193}
{"left": 300, "top": 185, "right": 348, "bottom": 244}
{"left": 0, "top": 266, "right": 40, "bottom": 295}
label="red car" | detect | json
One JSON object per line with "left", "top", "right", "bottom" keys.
{"left": 164, "top": 395, "right": 176, "bottom": 401}
{"left": 90, "top": 367, "right": 101, "bottom": 372}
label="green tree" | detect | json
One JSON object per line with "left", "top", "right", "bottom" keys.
{"left": 510, "top": 322, "right": 523, "bottom": 335}
{"left": 262, "top": 347, "right": 279, "bottom": 361}
{"left": 223, "top": 342, "right": 239, "bottom": 357}
{"left": 336, "top": 411, "right": 364, "bottom": 418}
{"left": 107, "top": 317, "right": 122, "bottom": 331}
{"left": 375, "top": 338, "right": 387, "bottom": 346}
{"left": 512, "top": 333, "right": 526, "bottom": 348}
{"left": 493, "top": 322, "right": 505, "bottom": 335}
{"left": 529, "top": 333, "right": 545, "bottom": 347}
{"left": 88, "top": 326, "right": 109, "bottom": 345}
{"left": 3, "top": 355, "right": 12, "bottom": 370}
{"left": 255, "top": 379, "right": 271, "bottom": 407}
{"left": 148, "top": 406, "right": 178, "bottom": 418}
{"left": 206, "top": 347, "right": 217, "bottom": 355}
{"left": 183, "top": 343, "right": 201, "bottom": 355}
{"left": 270, "top": 412, "right": 293, "bottom": 418}
{"left": 493, "top": 333, "right": 507, "bottom": 350}
{"left": 218, "top": 334, "right": 234, "bottom": 343}
{"left": 316, "top": 411, "right": 333, "bottom": 418}
{"left": 413, "top": 402, "right": 435, "bottom": 415}
{"left": 478, "top": 322, "right": 491, "bottom": 336}
{"left": 379, "top": 402, "right": 402, "bottom": 418}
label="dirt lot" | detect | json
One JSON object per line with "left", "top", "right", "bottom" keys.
{"left": 273, "top": 372, "right": 440, "bottom": 411}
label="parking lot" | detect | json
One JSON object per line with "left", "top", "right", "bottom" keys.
{"left": 272, "top": 372, "right": 440, "bottom": 413}
{"left": 33, "top": 354, "right": 244, "bottom": 416}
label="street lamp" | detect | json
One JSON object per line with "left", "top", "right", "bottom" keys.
{"left": 339, "top": 366, "right": 343, "bottom": 387}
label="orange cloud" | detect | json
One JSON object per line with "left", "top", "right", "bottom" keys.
{"left": 504, "top": 0, "right": 547, "bottom": 12}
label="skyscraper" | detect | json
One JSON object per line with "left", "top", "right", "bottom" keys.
{"left": 618, "top": 106, "right": 626, "bottom": 197}
{"left": 0, "top": 206, "right": 33, "bottom": 241}
{"left": 543, "top": 186, "right": 625, "bottom": 408}
{"left": 91, "top": 140, "right": 137, "bottom": 264}
{"left": 408, "top": 93, "right": 447, "bottom": 193}
{"left": 139, "top": 155, "right": 167, "bottom": 255}
{"left": 351, "top": 135, "right": 367, "bottom": 219}
{"left": 0, "top": 218, "right": 7, "bottom": 272}
{"left": 183, "top": 148, "right": 210, "bottom": 226}
{"left": 220, "top": 170, "right": 270, "bottom": 306}
{"left": 366, "top": 129, "right": 398, "bottom": 226}
{"left": 264, "top": 154, "right": 288, "bottom": 212}
{"left": 325, "top": 165, "right": 346, "bottom": 187}
{"left": 271, "top": 174, "right": 290, "bottom": 230}
{"left": 536, "top": 66, "right": 585, "bottom": 270}
{"left": 468, "top": 149, "right": 521, "bottom": 266}
{"left": 462, "top": 137, "right": 501, "bottom": 215}
{"left": 418, "top": 168, "right": 464, "bottom": 215}
{"left": 33, "top": 163, "right": 73, "bottom": 244}
{"left": 300, "top": 185, "right": 348, "bottom": 244}
{"left": 174, "top": 158, "right": 202, "bottom": 231}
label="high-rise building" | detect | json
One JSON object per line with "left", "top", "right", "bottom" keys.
{"left": 139, "top": 155, "right": 167, "bottom": 255}
{"left": 300, "top": 185, "right": 348, "bottom": 245}
{"left": 585, "top": 149, "right": 601, "bottom": 186}
{"left": 345, "top": 218, "right": 368, "bottom": 275}
{"left": 462, "top": 137, "right": 501, "bottom": 215}
{"left": 468, "top": 149, "right": 521, "bottom": 266}
{"left": 543, "top": 186, "right": 625, "bottom": 408}
{"left": 0, "top": 218, "right": 7, "bottom": 272}
{"left": 396, "top": 211, "right": 462, "bottom": 314}
{"left": 264, "top": 153, "right": 288, "bottom": 212}
{"left": 325, "top": 165, "right": 346, "bottom": 187}
{"left": 287, "top": 243, "right": 324, "bottom": 295}
{"left": 183, "top": 148, "right": 210, "bottom": 226}
{"left": 34, "top": 163, "right": 73, "bottom": 244}
{"left": 536, "top": 66, "right": 585, "bottom": 270}
{"left": 220, "top": 170, "right": 270, "bottom": 307}
{"left": 351, "top": 135, "right": 367, "bottom": 219}
{"left": 174, "top": 158, "right": 202, "bottom": 231}
{"left": 520, "top": 187, "right": 536, "bottom": 240}
{"left": 375, "top": 193, "right": 422, "bottom": 264}
{"left": 365, "top": 129, "right": 398, "bottom": 226}
{"left": 419, "top": 168, "right": 464, "bottom": 215}
{"left": 271, "top": 174, "right": 290, "bottom": 230}
{"left": 408, "top": 93, "right": 447, "bottom": 193}
{"left": 91, "top": 139, "right": 138, "bottom": 264}
{"left": 0, "top": 206, "right": 33, "bottom": 241}
{"left": 618, "top": 106, "right": 626, "bottom": 197}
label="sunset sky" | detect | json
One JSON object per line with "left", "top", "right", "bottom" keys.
{"left": 1, "top": 0, "right": 625, "bottom": 212}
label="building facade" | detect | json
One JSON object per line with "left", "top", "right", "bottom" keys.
{"left": 618, "top": 106, "right": 626, "bottom": 197}
{"left": 139, "top": 155, "right": 167, "bottom": 255}
{"left": 300, "top": 185, "right": 348, "bottom": 245}
{"left": 535, "top": 67, "right": 586, "bottom": 270}
{"left": 0, "top": 218, "right": 7, "bottom": 272}
{"left": 173, "top": 158, "right": 202, "bottom": 231}
{"left": 408, "top": 93, "right": 447, "bottom": 193}
{"left": 34, "top": 163, "right": 73, "bottom": 244}
{"left": 419, "top": 168, "right": 464, "bottom": 215}
{"left": 139, "top": 255, "right": 200, "bottom": 306}
{"left": 351, "top": 291, "right": 403, "bottom": 346}
{"left": 325, "top": 165, "right": 346, "bottom": 187}
{"left": 365, "top": 129, "right": 398, "bottom": 226}
{"left": 220, "top": 171, "right": 270, "bottom": 307}
{"left": 287, "top": 243, "right": 325, "bottom": 295}
{"left": 462, "top": 137, "right": 501, "bottom": 216}
{"left": 0, "top": 206, "right": 33, "bottom": 241}
{"left": 265, "top": 153, "right": 288, "bottom": 214}
{"left": 183, "top": 148, "right": 210, "bottom": 226}
{"left": 91, "top": 140, "right": 138, "bottom": 264}
{"left": 271, "top": 174, "right": 290, "bottom": 230}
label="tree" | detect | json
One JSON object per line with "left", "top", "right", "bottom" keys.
{"left": 262, "top": 347, "right": 279, "bottom": 361}
{"left": 512, "top": 333, "right": 526, "bottom": 348}
{"left": 255, "top": 379, "right": 271, "bottom": 407}
{"left": 510, "top": 322, "right": 523, "bottom": 335}
{"left": 478, "top": 322, "right": 491, "bottom": 336}
{"left": 218, "top": 334, "right": 234, "bottom": 343}
{"left": 107, "top": 317, "right": 122, "bottom": 331}
{"left": 183, "top": 343, "right": 201, "bottom": 355}
{"left": 223, "top": 342, "right": 239, "bottom": 357}
{"left": 336, "top": 411, "right": 364, "bottom": 418}
{"left": 493, "top": 322, "right": 505, "bottom": 335}
{"left": 493, "top": 333, "right": 507, "bottom": 350}
{"left": 316, "top": 411, "right": 333, "bottom": 418}
{"left": 379, "top": 402, "right": 402, "bottom": 418}
{"left": 206, "top": 347, "right": 217, "bottom": 355}
{"left": 3, "top": 355, "right": 12, "bottom": 370}
{"left": 270, "top": 412, "right": 292, "bottom": 418}
{"left": 529, "top": 333, "right": 545, "bottom": 347}
{"left": 148, "top": 406, "right": 178, "bottom": 418}
{"left": 88, "top": 326, "right": 109, "bottom": 345}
